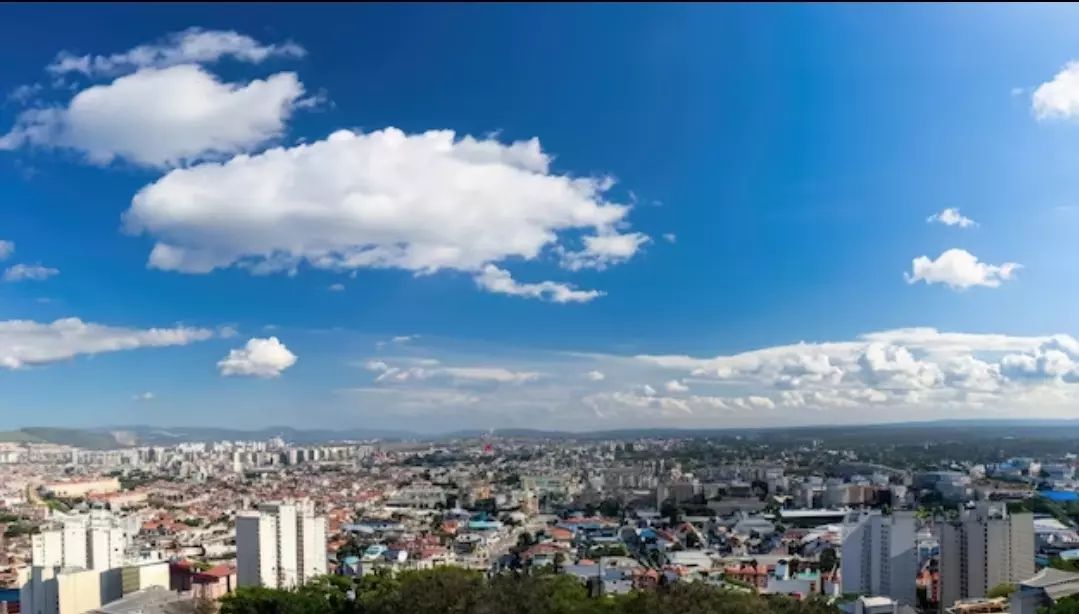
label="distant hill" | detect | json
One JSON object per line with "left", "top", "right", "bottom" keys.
{"left": 0, "top": 429, "right": 45, "bottom": 443}
{"left": 93, "top": 425, "right": 420, "bottom": 446}
{"left": 0, "top": 428, "right": 127, "bottom": 449}
{"left": 3, "top": 418, "right": 1079, "bottom": 449}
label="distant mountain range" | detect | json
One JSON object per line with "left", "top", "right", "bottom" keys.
{"left": 2, "top": 418, "right": 1078, "bottom": 449}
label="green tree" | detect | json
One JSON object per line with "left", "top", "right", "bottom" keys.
{"left": 659, "top": 499, "right": 680, "bottom": 525}
{"left": 819, "top": 547, "right": 838, "bottom": 573}
{"left": 218, "top": 566, "right": 845, "bottom": 614}
{"left": 598, "top": 498, "right": 622, "bottom": 519}
{"left": 988, "top": 583, "right": 1015, "bottom": 599}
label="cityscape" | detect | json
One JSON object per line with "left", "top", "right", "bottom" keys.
{"left": 3, "top": 3, "right": 1079, "bottom": 614}
{"left": 0, "top": 424, "right": 1078, "bottom": 614}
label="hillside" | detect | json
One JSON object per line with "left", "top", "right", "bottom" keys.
{"left": 0, "top": 428, "right": 126, "bottom": 450}
{"left": 0, "top": 430, "right": 44, "bottom": 443}
{"left": 100, "top": 425, "right": 419, "bottom": 445}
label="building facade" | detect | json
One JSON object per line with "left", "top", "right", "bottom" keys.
{"left": 237, "top": 499, "right": 327, "bottom": 589}
{"left": 841, "top": 510, "right": 918, "bottom": 604}
{"left": 938, "top": 502, "right": 1035, "bottom": 609}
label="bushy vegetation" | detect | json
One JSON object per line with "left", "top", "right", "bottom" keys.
{"left": 220, "top": 568, "right": 842, "bottom": 614}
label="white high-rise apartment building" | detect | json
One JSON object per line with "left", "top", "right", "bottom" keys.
{"left": 31, "top": 522, "right": 87, "bottom": 569}
{"left": 237, "top": 499, "right": 327, "bottom": 589}
{"left": 296, "top": 499, "right": 328, "bottom": 583}
{"left": 31, "top": 514, "right": 128, "bottom": 570}
{"left": 939, "top": 502, "right": 1035, "bottom": 610}
{"left": 87, "top": 525, "right": 125, "bottom": 571}
{"left": 841, "top": 510, "right": 919, "bottom": 604}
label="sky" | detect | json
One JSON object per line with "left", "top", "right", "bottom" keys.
{"left": 4, "top": 4, "right": 1079, "bottom": 433}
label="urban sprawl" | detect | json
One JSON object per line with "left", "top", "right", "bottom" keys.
{"left": 0, "top": 425, "right": 1076, "bottom": 614}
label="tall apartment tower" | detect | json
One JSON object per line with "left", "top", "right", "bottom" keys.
{"left": 296, "top": 499, "right": 328, "bottom": 584}
{"left": 938, "top": 502, "right": 1035, "bottom": 610}
{"left": 31, "top": 517, "right": 127, "bottom": 570}
{"left": 237, "top": 499, "right": 327, "bottom": 589}
{"left": 31, "top": 521, "right": 87, "bottom": 569}
{"left": 841, "top": 510, "right": 919, "bottom": 604}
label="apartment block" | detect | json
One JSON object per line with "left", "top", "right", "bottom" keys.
{"left": 841, "top": 510, "right": 919, "bottom": 604}
{"left": 938, "top": 502, "right": 1035, "bottom": 610}
{"left": 237, "top": 499, "right": 327, "bottom": 589}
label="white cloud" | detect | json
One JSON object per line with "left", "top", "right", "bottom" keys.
{"left": 3, "top": 263, "right": 59, "bottom": 282}
{"left": 1033, "top": 61, "right": 1079, "bottom": 120}
{"left": 558, "top": 232, "right": 650, "bottom": 271}
{"left": 316, "top": 327, "right": 1079, "bottom": 429}
{"left": 133, "top": 392, "right": 155, "bottom": 401}
{"left": 328, "top": 283, "right": 345, "bottom": 292}
{"left": 0, "top": 317, "right": 213, "bottom": 369}
{"left": 665, "top": 379, "right": 689, "bottom": 393}
{"left": 662, "top": 233, "right": 676, "bottom": 244}
{"left": 475, "top": 265, "right": 603, "bottom": 303}
{"left": 363, "top": 360, "right": 541, "bottom": 385}
{"left": 0, "top": 241, "right": 13, "bottom": 260}
{"left": 926, "top": 208, "right": 977, "bottom": 228}
{"left": 585, "top": 370, "right": 606, "bottom": 381}
{"left": 628, "top": 327, "right": 1079, "bottom": 423}
{"left": 218, "top": 326, "right": 239, "bottom": 339}
{"left": 218, "top": 336, "right": 297, "bottom": 378}
{"left": 1, "top": 65, "right": 305, "bottom": 168}
{"left": 122, "top": 128, "right": 645, "bottom": 301}
{"left": 8, "top": 84, "right": 42, "bottom": 103}
{"left": 904, "top": 248, "right": 1020, "bottom": 289}
{"left": 46, "top": 28, "right": 305, "bottom": 77}
{"left": 391, "top": 335, "right": 415, "bottom": 344}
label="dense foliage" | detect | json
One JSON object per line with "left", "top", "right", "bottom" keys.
{"left": 220, "top": 568, "right": 842, "bottom": 614}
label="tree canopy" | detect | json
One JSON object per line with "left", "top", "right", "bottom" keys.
{"left": 220, "top": 568, "right": 843, "bottom": 614}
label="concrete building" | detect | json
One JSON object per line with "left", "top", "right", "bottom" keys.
{"left": 41, "top": 479, "right": 121, "bottom": 498}
{"left": 1010, "top": 567, "right": 1079, "bottom": 614}
{"left": 939, "top": 502, "right": 1036, "bottom": 610}
{"left": 841, "top": 510, "right": 919, "bottom": 604}
{"left": 296, "top": 500, "right": 328, "bottom": 584}
{"left": 32, "top": 516, "right": 128, "bottom": 571}
{"left": 31, "top": 522, "right": 87, "bottom": 569}
{"left": 88, "top": 526, "right": 125, "bottom": 572}
{"left": 237, "top": 499, "right": 327, "bottom": 589}
{"left": 19, "top": 567, "right": 103, "bottom": 614}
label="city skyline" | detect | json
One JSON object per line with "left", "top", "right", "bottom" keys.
{"left": 4, "top": 4, "right": 1079, "bottom": 431}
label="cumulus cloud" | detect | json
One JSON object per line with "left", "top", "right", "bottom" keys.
{"left": 0, "top": 65, "right": 306, "bottom": 168}
{"left": 665, "top": 379, "right": 689, "bottom": 393}
{"left": 1033, "top": 61, "right": 1079, "bottom": 120}
{"left": 319, "top": 327, "right": 1079, "bottom": 429}
{"left": 628, "top": 327, "right": 1079, "bottom": 423}
{"left": 662, "top": 233, "right": 677, "bottom": 244}
{"left": 904, "top": 248, "right": 1020, "bottom": 289}
{"left": 0, "top": 241, "right": 13, "bottom": 260}
{"left": 364, "top": 360, "right": 541, "bottom": 385}
{"left": 475, "top": 266, "right": 603, "bottom": 303}
{"left": 927, "top": 208, "right": 977, "bottom": 228}
{"left": 328, "top": 283, "right": 345, "bottom": 292}
{"left": 585, "top": 370, "right": 606, "bottom": 381}
{"left": 121, "top": 128, "right": 645, "bottom": 301}
{"left": 0, "top": 317, "right": 213, "bottom": 369}
{"left": 558, "top": 232, "right": 650, "bottom": 271}
{"left": 217, "top": 336, "right": 297, "bottom": 378}
{"left": 46, "top": 28, "right": 305, "bottom": 77}
{"left": 3, "top": 263, "right": 59, "bottom": 282}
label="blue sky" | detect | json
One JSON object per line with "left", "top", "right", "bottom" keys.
{"left": 4, "top": 4, "right": 1079, "bottom": 432}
